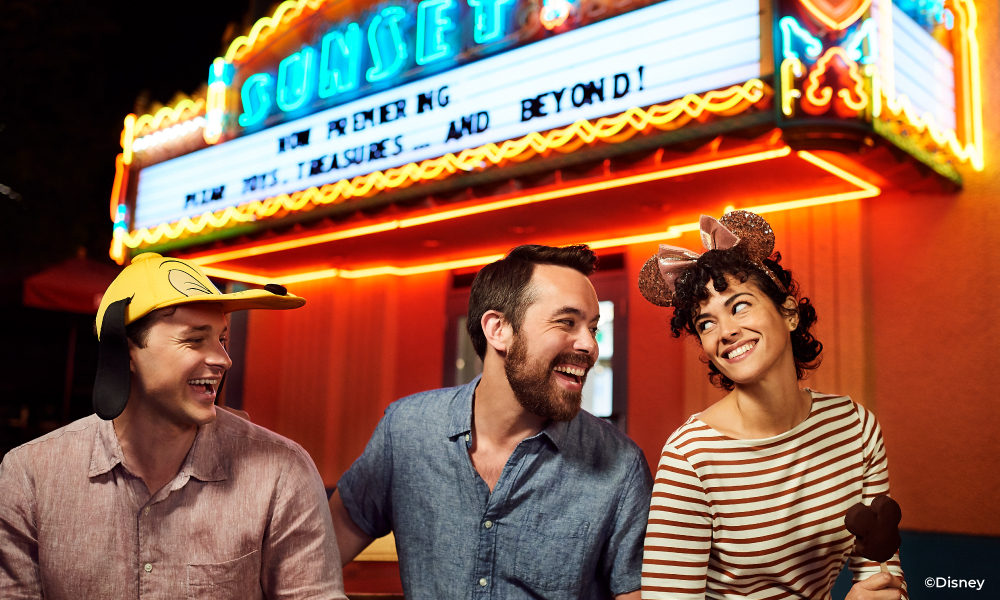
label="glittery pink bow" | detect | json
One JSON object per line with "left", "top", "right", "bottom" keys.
{"left": 653, "top": 215, "right": 739, "bottom": 290}
{"left": 638, "top": 210, "right": 786, "bottom": 308}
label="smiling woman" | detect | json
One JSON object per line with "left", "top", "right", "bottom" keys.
{"left": 637, "top": 211, "right": 909, "bottom": 600}
{"left": 670, "top": 243, "right": 821, "bottom": 391}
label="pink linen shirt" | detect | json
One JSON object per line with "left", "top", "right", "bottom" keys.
{"left": 0, "top": 409, "right": 347, "bottom": 600}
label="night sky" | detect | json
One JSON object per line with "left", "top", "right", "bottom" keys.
{"left": 0, "top": 0, "right": 255, "bottom": 450}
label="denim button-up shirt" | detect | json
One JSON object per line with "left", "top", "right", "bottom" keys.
{"left": 338, "top": 376, "right": 653, "bottom": 599}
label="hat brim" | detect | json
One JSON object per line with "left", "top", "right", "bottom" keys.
{"left": 148, "top": 288, "right": 306, "bottom": 315}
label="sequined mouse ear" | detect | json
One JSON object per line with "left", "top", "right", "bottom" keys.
{"left": 638, "top": 255, "right": 675, "bottom": 307}
{"left": 718, "top": 210, "right": 775, "bottom": 261}
{"left": 718, "top": 210, "right": 787, "bottom": 293}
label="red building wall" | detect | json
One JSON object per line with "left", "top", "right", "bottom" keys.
{"left": 242, "top": 272, "right": 447, "bottom": 485}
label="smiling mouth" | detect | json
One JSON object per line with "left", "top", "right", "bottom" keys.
{"left": 553, "top": 365, "right": 587, "bottom": 385}
{"left": 724, "top": 341, "right": 757, "bottom": 361}
{"left": 187, "top": 378, "right": 219, "bottom": 395}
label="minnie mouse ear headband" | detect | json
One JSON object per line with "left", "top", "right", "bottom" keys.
{"left": 638, "top": 210, "right": 786, "bottom": 308}
{"left": 93, "top": 252, "right": 305, "bottom": 420}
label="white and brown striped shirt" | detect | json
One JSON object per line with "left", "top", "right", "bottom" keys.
{"left": 642, "top": 392, "right": 907, "bottom": 599}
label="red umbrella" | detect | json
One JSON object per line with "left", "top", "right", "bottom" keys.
{"left": 23, "top": 253, "right": 120, "bottom": 314}
{"left": 22, "top": 252, "right": 121, "bottom": 421}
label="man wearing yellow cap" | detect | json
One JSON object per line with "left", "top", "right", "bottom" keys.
{"left": 0, "top": 253, "right": 347, "bottom": 600}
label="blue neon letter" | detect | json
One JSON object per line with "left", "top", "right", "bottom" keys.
{"left": 367, "top": 7, "right": 408, "bottom": 82}
{"left": 276, "top": 47, "right": 317, "bottom": 112}
{"left": 468, "top": 0, "right": 511, "bottom": 44}
{"left": 319, "top": 23, "right": 361, "bottom": 98}
{"left": 845, "top": 18, "right": 879, "bottom": 64}
{"left": 417, "top": 0, "right": 455, "bottom": 65}
{"left": 779, "top": 16, "right": 822, "bottom": 60}
{"left": 239, "top": 73, "right": 272, "bottom": 127}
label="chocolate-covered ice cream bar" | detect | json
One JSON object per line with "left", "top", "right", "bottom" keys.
{"left": 845, "top": 495, "right": 902, "bottom": 566}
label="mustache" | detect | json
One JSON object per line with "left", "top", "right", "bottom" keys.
{"left": 549, "top": 352, "right": 596, "bottom": 371}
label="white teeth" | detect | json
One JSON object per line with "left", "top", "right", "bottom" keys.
{"left": 553, "top": 366, "right": 586, "bottom": 377}
{"left": 726, "top": 342, "right": 755, "bottom": 359}
{"left": 188, "top": 379, "right": 218, "bottom": 386}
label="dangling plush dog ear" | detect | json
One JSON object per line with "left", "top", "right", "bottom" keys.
{"left": 93, "top": 297, "right": 132, "bottom": 420}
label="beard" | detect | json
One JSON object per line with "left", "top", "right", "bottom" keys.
{"left": 504, "top": 333, "right": 593, "bottom": 422}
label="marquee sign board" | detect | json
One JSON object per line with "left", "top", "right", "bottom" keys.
{"left": 110, "top": 0, "right": 984, "bottom": 261}
{"left": 131, "top": 0, "right": 762, "bottom": 229}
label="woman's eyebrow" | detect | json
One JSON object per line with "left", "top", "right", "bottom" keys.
{"left": 724, "top": 292, "right": 753, "bottom": 307}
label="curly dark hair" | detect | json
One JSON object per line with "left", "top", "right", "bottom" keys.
{"left": 669, "top": 246, "right": 822, "bottom": 390}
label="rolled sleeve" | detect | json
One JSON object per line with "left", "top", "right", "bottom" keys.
{"left": 605, "top": 451, "right": 654, "bottom": 596}
{"left": 260, "top": 444, "right": 347, "bottom": 600}
{"left": 335, "top": 408, "right": 395, "bottom": 539}
{"left": 0, "top": 450, "right": 43, "bottom": 600}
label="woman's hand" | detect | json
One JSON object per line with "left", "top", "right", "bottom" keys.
{"left": 845, "top": 572, "right": 903, "bottom": 600}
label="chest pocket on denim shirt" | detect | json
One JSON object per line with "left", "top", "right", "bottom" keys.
{"left": 513, "top": 513, "right": 591, "bottom": 593}
{"left": 186, "top": 549, "right": 261, "bottom": 600}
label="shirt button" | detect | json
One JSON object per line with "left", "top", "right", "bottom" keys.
{"left": 465, "top": 434, "right": 471, "bottom": 442}
{"left": 144, "top": 507, "right": 150, "bottom": 515}
{"left": 484, "top": 520, "right": 493, "bottom": 529}
{"left": 479, "top": 577, "right": 488, "bottom": 587}
{"left": 144, "top": 563, "right": 152, "bottom": 573}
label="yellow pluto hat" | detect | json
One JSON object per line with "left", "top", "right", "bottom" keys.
{"left": 93, "top": 253, "right": 305, "bottom": 420}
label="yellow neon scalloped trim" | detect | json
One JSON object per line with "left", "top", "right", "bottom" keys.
{"left": 120, "top": 79, "right": 768, "bottom": 249}
{"left": 225, "top": 0, "right": 326, "bottom": 63}
{"left": 133, "top": 98, "right": 205, "bottom": 137}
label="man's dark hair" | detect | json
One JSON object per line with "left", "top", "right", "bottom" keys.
{"left": 124, "top": 306, "right": 178, "bottom": 349}
{"left": 467, "top": 245, "right": 597, "bottom": 360}
{"left": 669, "top": 246, "right": 822, "bottom": 390}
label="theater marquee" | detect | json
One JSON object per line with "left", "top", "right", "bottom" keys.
{"left": 108, "top": 0, "right": 983, "bottom": 263}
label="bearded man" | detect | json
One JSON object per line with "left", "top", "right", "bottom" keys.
{"left": 330, "top": 245, "right": 652, "bottom": 599}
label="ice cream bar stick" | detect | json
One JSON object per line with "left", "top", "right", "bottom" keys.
{"left": 879, "top": 562, "right": 889, "bottom": 574}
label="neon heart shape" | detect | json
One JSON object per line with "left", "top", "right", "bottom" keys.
{"left": 799, "top": 0, "right": 871, "bottom": 30}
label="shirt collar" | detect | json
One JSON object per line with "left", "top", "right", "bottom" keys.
{"left": 447, "top": 375, "right": 479, "bottom": 438}
{"left": 180, "top": 418, "right": 227, "bottom": 483}
{"left": 445, "top": 374, "right": 569, "bottom": 452}
{"left": 539, "top": 418, "right": 569, "bottom": 451}
{"left": 88, "top": 413, "right": 227, "bottom": 483}
{"left": 89, "top": 417, "right": 124, "bottom": 478}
